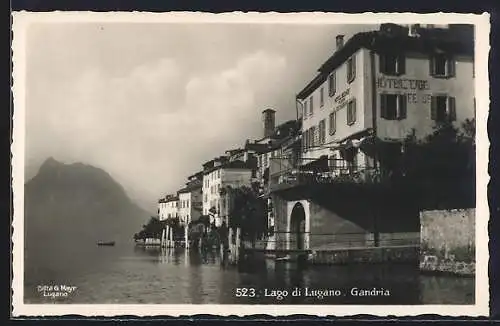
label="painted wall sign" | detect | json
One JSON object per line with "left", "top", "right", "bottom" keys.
{"left": 377, "top": 77, "right": 430, "bottom": 90}
{"left": 334, "top": 88, "right": 350, "bottom": 104}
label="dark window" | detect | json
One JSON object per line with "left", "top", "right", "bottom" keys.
{"left": 318, "top": 119, "right": 326, "bottom": 144}
{"left": 380, "top": 54, "right": 405, "bottom": 75}
{"left": 380, "top": 94, "right": 407, "bottom": 120}
{"left": 347, "top": 56, "right": 356, "bottom": 83}
{"left": 431, "top": 95, "right": 456, "bottom": 122}
{"left": 310, "top": 126, "right": 316, "bottom": 147}
{"left": 302, "top": 130, "right": 308, "bottom": 151}
{"left": 329, "top": 111, "right": 336, "bottom": 135}
{"left": 303, "top": 99, "right": 308, "bottom": 119}
{"left": 347, "top": 99, "right": 356, "bottom": 125}
{"left": 320, "top": 87, "right": 324, "bottom": 107}
{"left": 328, "top": 72, "right": 336, "bottom": 96}
{"left": 309, "top": 96, "right": 314, "bottom": 115}
{"left": 430, "top": 54, "right": 455, "bottom": 77}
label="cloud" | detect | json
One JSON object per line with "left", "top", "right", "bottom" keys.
{"left": 26, "top": 50, "right": 288, "bottom": 208}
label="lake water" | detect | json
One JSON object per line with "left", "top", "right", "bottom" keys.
{"left": 24, "top": 244, "right": 474, "bottom": 305}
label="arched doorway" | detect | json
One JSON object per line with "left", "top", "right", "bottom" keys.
{"left": 290, "top": 202, "right": 306, "bottom": 250}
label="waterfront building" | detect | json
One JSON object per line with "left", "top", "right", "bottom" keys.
{"left": 177, "top": 172, "right": 203, "bottom": 226}
{"left": 268, "top": 23, "right": 475, "bottom": 253}
{"left": 297, "top": 23, "right": 474, "bottom": 172}
{"left": 158, "top": 194, "right": 179, "bottom": 221}
{"left": 202, "top": 157, "right": 253, "bottom": 227}
{"left": 245, "top": 109, "right": 302, "bottom": 195}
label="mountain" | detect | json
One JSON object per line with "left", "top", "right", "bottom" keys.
{"left": 24, "top": 158, "right": 152, "bottom": 279}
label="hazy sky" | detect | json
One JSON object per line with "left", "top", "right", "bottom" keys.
{"left": 25, "top": 22, "right": 377, "bottom": 210}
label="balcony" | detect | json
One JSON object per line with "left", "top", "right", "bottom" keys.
{"left": 268, "top": 157, "right": 381, "bottom": 194}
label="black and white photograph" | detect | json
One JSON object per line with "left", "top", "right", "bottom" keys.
{"left": 11, "top": 12, "right": 489, "bottom": 316}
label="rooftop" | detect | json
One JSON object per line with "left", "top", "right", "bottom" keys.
{"left": 203, "top": 159, "right": 254, "bottom": 175}
{"left": 297, "top": 24, "right": 474, "bottom": 100}
{"left": 245, "top": 119, "right": 302, "bottom": 153}
{"left": 158, "top": 194, "right": 179, "bottom": 203}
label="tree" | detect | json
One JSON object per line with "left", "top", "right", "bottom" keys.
{"left": 225, "top": 185, "right": 267, "bottom": 245}
{"left": 133, "top": 216, "right": 164, "bottom": 240}
{"left": 375, "top": 119, "right": 476, "bottom": 210}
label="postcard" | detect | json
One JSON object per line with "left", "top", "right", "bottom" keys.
{"left": 11, "top": 11, "right": 490, "bottom": 317}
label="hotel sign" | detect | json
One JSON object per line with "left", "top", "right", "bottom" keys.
{"left": 377, "top": 76, "right": 431, "bottom": 104}
{"left": 334, "top": 88, "right": 350, "bottom": 104}
{"left": 377, "top": 77, "right": 430, "bottom": 90}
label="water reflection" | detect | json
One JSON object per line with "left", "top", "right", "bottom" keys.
{"left": 25, "top": 246, "right": 474, "bottom": 305}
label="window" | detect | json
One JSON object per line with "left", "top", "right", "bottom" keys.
{"left": 217, "top": 184, "right": 220, "bottom": 193}
{"left": 431, "top": 95, "right": 456, "bottom": 122}
{"left": 320, "top": 87, "right": 324, "bottom": 107}
{"left": 430, "top": 54, "right": 455, "bottom": 78}
{"left": 318, "top": 119, "right": 326, "bottom": 144}
{"left": 328, "top": 72, "right": 336, "bottom": 96}
{"left": 380, "top": 53, "right": 405, "bottom": 75}
{"left": 303, "top": 129, "right": 308, "bottom": 151}
{"left": 329, "top": 111, "right": 336, "bottom": 135}
{"left": 347, "top": 99, "right": 357, "bottom": 125}
{"left": 303, "top": 99, "right": 308, "bottom": 119}
{"left": 474, "top": 98, "right": 476, "bottom": 118}
{"left": 348, "top": 152, "right": 358, "bottom": 172}
{"left": 309, "top": 96, "right": 314, "bottom": 115}
{"left": 380, "top": 94, "right": 407, "bottom": 120}
{"left": 310, "top": 126, "right": 316, "bottom": 147}
{"left": 347, "top": 55, "right": 356, "bottom": 83}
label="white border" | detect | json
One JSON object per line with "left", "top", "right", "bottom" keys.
{"left": 11, "top": 11, "right": 490, "bottom": 317}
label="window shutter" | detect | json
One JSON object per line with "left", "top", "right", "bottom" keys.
{"left": 380, "top": 94, "right": 387, "bottom": 119}
{"left": 332, "top": 73, "right": 336, "bottom": 96}
{"left": 429, "top": 56, "right": 435, "bottom": 76}
{"left": 330, "top": 111, "right": 336, "bottom": 135}
{"left": 430, "top": 96, "right": 438, "bottom": 120}
{"left": 379, "top": 54, "right": 386, "bottom": 73}
{"left": 448, "top": 96, "right": 456, "bottom": 121}
{"left": 352, "top": 56, "right": 356, "bottom": 80}
{"left": 318, "top": 122, "right": 322, "bottom": 144}
{"left": 398, "top": 94, "right": 407, "bottom": 119}
{"left": 447, "top": 57, "right": 456, "bottom": 77}
{"left": 352, "top": 99, "right": 357, "bottom": 123}
{"left": 398, "top": 54, "right": 406, "bottom": 75}
{"left": 347, "top": 60, "right": 350, "bottom": 82}
{"left": 302, "top": 131, "right": 306, "bottom": 150}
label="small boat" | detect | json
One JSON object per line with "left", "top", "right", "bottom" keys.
{"left": 97, "top": 241, "right": 115, "bottom": 246}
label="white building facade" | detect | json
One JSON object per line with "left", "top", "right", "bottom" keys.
{"left": 297, "top": 24, "right": 475, "bottom": 172}
{"left": 202, "top": 160, "right": 253, "bottom": 227}
{"left": 158, "top": 195, "right": 178, "bottom": 221}
{"left": 178, "top": 181, "right": 202, "bottom": 226}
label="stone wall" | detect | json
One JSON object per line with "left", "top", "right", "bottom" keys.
{"left": 420, "top": 208, "right": 475, "bottom": 276}
{"left": 271, "top": 194, "right": 288, "bottom": 251}
{"left": 309, "top": 201, "right": 369, "bottom": 249}
{"left": 309, "top": 246, "right": 419, "bottom": 265}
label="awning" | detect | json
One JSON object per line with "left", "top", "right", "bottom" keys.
{"left": 300, "top": 155, "right": 329, "bottom": 172}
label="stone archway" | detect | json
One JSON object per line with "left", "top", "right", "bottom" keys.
{"left": 290, "top": 202, "right": 306, "bottom": 250}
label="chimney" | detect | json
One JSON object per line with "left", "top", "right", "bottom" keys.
{"left": 336, "top": 35, "right": 344, "bottom": 50}
{"left": 262, "top": 109, "right": 276, "bottom": 138}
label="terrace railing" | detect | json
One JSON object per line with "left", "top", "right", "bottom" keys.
{"left": 268, "top": 157, "right": 381, "bottom": 193}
